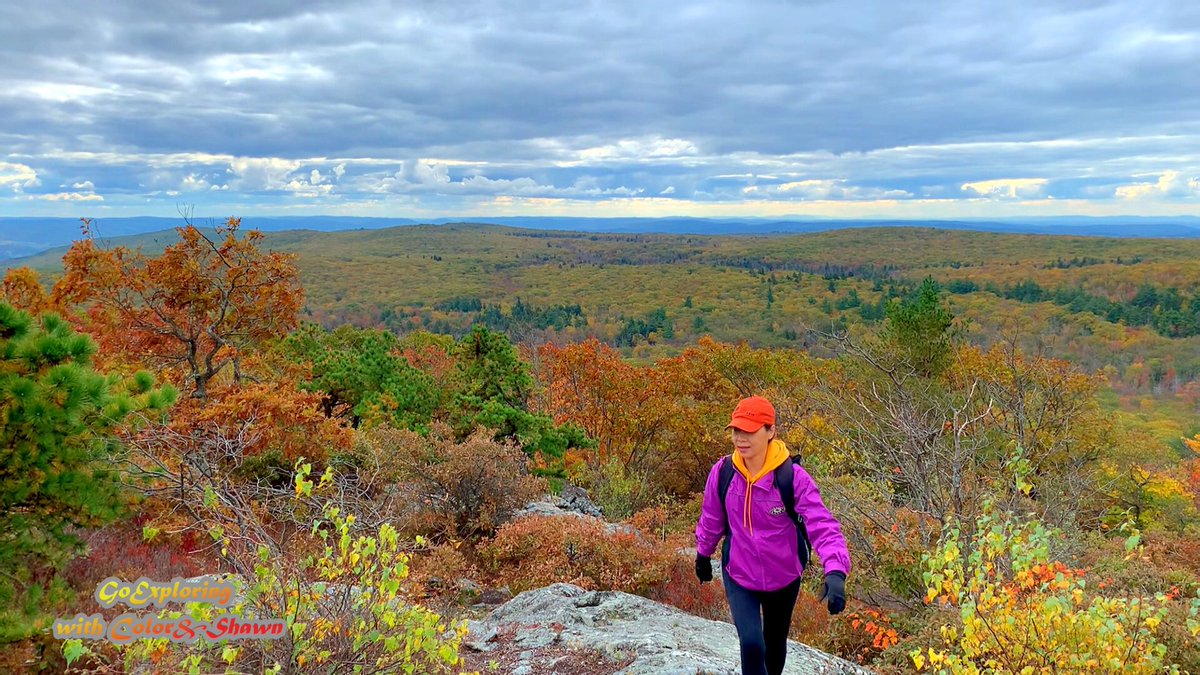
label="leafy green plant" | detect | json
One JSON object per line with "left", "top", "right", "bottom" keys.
{"left": 0, "top": 303, "right": 176, "bottom": 643}
{"left": 109, "top": 459, "right": 469, "bottom": 674}
{"left": 913, "top": 455, "right": 1198, "bottom": 674}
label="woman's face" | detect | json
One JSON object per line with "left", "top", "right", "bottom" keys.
{"left": 731, "top": 424, "right": 774, "bottom": 460}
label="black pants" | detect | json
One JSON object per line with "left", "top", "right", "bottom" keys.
{"left": 722, "top": 569, "right": 802, "bottom": 675}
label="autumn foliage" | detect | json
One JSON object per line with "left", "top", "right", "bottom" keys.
{"left": 354, "top": 423, "right": 547, "bottom": 540}
{"left": 5, "top": 219, "right": 1200, "bottom": 672}
{"left": 536, "top": 338, "right": 673, "bottom": 467}
{"left": 51, "top": 217, "right": 303, "bottom": 397}
{"left": 479, "top": 515, "right": 678, "bottom": 596}
{"left": 0, "top": 267, "right": 51, "bottom": 315}
{"left": 535, "top": 336, "right": 828, "bottom": 498}
{"left": 914, "top": 454, "right": 1200, "bottom": 674}
{"left": 182, "top": 380, "right": 353, "bottom": 462}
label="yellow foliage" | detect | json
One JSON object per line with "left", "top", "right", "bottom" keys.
{"left": 1184, "top": 435, "right": 1200, "bottom": 455}
{"left": 112, "top": 461, "right": 467, "bottom": 674}
{"left": 915, "top": 498, "right": 1189, "bottom": 674}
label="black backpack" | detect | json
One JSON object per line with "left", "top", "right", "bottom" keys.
{"left": 717, "top": 455, "right": 813, "bottom": 571}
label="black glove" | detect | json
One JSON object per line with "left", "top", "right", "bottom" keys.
{"left": 820, "top": 572, "right": 846, "bottom": 615}
{"left": 695, "top": 555, "right": 713, "bottom": 583}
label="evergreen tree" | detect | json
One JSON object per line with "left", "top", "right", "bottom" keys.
{"left": 453, "top": 325, "right": 532, "bottom": 409}
{"left": 281, "top": 323, "right": 439, "bottom": 429}
{"left": 451, "top": 325, "right": 588, "bottom": 464}
{"left": 882, "top": 277, "right": 957, "bottom": 377}
{"left": 0, "top": 303, "right": 176, "bottom": 642}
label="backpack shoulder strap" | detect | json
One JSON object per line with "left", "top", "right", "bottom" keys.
{"left": 774, "top": 456, "right": 796, "bottom": 517}
{"left": 717, "top": 455, "right": 736, "bottom": 515}
{"left": 774, "top": 456, "right": 813, "bottom": 570}
{"left": 718, "top": 455, "right": 740, "bottom": 542}
{"left": 715, "top": 455, "right": 737, "bottom": 564}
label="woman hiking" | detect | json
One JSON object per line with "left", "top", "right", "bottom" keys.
{"left": 695, "top": 395, "right": 851, "bottom": 675}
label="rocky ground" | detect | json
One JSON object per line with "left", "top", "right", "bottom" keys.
{"left": 460, "top": 583, "right": 873, "bottom": 675}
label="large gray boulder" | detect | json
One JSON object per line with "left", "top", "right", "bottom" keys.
{"left": 465, "top": 583, "right": 871, "bottom": 675}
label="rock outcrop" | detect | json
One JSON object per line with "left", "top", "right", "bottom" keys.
{"left": 515, "top": 485, "right": 604, "bottom": 521}
{"left": 557, "top": 485, "right": 605, "bottom": 518}
{"left": 465, "top": 583, "right": 872, "bottom": 675}
{"left": 514, "top": 494, "right": 639, "bottom": 538}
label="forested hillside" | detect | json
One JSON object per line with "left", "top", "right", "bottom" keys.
{"left": 22, "top": 223, "right": 1200, "bottom": 393}
{"left": 279, "top": 224, "right": 1200, "bottom": 393}
{"left": 3, "top": 220, "right": 1198, "bottom": 673}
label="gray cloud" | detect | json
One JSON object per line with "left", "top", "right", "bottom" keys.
{"left": 2, "top": 0, "right": 1199, "bottom": 216}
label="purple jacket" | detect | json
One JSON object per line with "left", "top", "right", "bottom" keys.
{"left": 695, "top": 458, "right": 851, "bottom": 592}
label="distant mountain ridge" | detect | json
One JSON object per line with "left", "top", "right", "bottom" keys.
{"left": 3, "top": 214, "right": 1199, "bottom": 260}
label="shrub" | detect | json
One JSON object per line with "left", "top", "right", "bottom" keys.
{"left": 63, "top": 521, "right": 213, "bottom": 602}
{"left": 644, "top": 553, "right": 730, "bottom": 622}
{"left": 1143, "top": 532, "right": 1200, "bottom": 585}
{"left": 823, "top": 607, "right": 900, "bottom": 665}
{"left": 69, "top": 460, "right": 468, "bottom": 674}
{"left": 362, "top": 423, "right": 547, "bottom": 541}
{"left": 1159, "top": 598, "right": 1200, "bottom": 675}
{"left": 1074, "top": 530, "right": 1200, "bottom": 672}
{"left": 479, "top": 515, "right": 676, "bottom": 595}
{"left": 819, "top": 474, "right": 934, "bottom": 606}
{"left": 408, "top": 542, "right": 481, "bottom": 604}
{"left": 188, "top": 380, "right": 353, "bottom": 464}
{"left": 571, "top": 458, "right": 657, "bottom": 520}
{"left": 914, "top": 499, "right": 1196, "bottom": 674}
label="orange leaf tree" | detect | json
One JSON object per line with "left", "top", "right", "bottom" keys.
{"left": 535, "top": 338, "right": 671, "bottom": 468}
{"left": 52, "top": 217, "right": 303, "bottom": 399}
{"left": 1184, "top": 435, "right": 1200, "bottom": 511}
{"left": 656, "top": 337, "right": 829, "bottom": 493}
{"left": 534, "top": 336, "right": 828, "bottom": 497}
{"left": 1, "top": 267, "right": 51, "bottom": 315}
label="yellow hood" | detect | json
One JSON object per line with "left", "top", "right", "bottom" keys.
{"left": 732, "top": 439, "right": 790, "bottom": 536}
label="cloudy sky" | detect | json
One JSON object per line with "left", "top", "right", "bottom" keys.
{"left": 2, "top": 0, "right": 1199, "bottom": 219}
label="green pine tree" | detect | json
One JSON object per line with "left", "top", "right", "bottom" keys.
{"left": 452, "top": 325, "right": 588, "bottom": 465}
{"left": 881, "top": 277, "right": 958, "bottom": 377}
{"left": 281, "top": 323, "right": 440, "bottom": 429}
{"left": 0, "top": 303, "right": 176, "bottom": 643}
{"left": 453, "top": 325, "right": 533, "bottom": 410}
